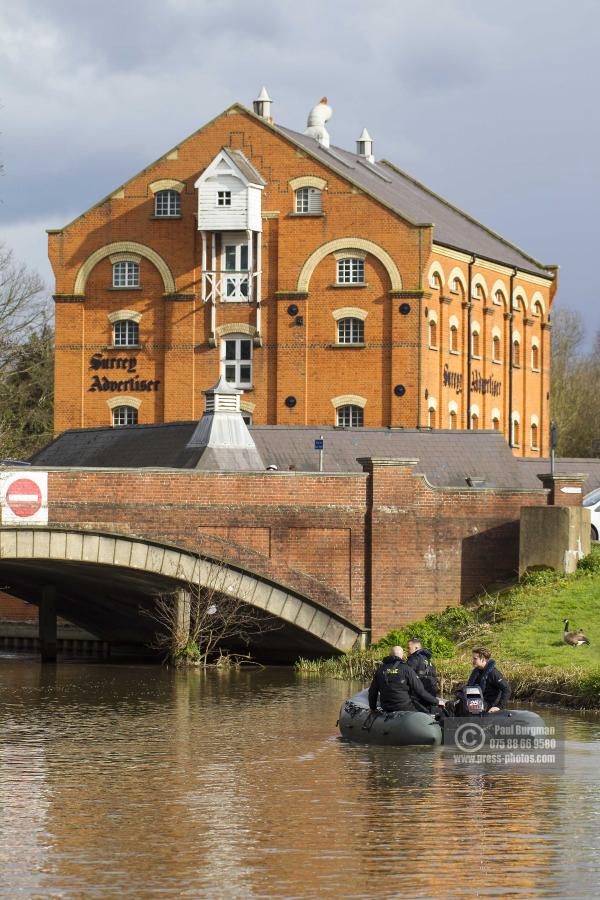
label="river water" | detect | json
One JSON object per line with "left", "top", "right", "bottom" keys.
{"left": 1, "top": 656, "right": 600, "bottom": 899}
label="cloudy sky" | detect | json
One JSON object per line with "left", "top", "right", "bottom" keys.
{"left": 1, "top": 0, "right": 598, "bottom": 336}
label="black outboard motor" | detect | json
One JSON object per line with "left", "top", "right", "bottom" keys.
{"left": 456, "top": 685, "right": 485, "bottom": 716}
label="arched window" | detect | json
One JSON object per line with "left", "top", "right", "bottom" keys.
{"left": 450, "top": 324, "right": 459, "bottom": 354}
{"left": 429, "top": 271, "right": 443, "bottom": 291}
{"left": 471, "top": 326, "right": 480, "bottom": 358}
{"left": 494, "top": 290, "right": 506, "bottom": 307}
{"left": 531, "top": 342, "right": 540, "bottom": 371}
{"left": 113, "top": 319, "right": 139, "bottom": 347}
{"left": 337, "top": 257, "right": 365, "bottom": 284}
{"left": 221, "top": 334, "right": 252, "bottom": 388}
{"left": 427, "top": 401, "right": 437, "bottom": 429}
{"left": 451, "top": 277, "right": 465, "bottom": 298}
{"left": 337, "top": 405, "right": 364, "bottom": 427}
{"left": 492, "top": 416, "right": 500, "bottom": 431}
{"left": 337, "top": 318, "right": 364, "bottom": 344}
{"left": 112, "top": 405, "right": 138, "bottom": 427}
{"left": 154, "top": 189, "right": 181, "bottom": 217}
{"left": 512, "top": 415, "right": 521, "bottom": 447}
{"left": 531, "top": 421, "right": 539, "bottom": 449}
{"left": 449, "top": 410, "right": 457, "bottom": 430}
{"left": 296, "top": 187, "right": 322, "bottom": 214}
{"left": 428, "top": 317, "right": 438, "bottom": 349}
{"left": 512, "top": 338, "right": 521, "bottom": 367}
{"left": 112, "top": 261, "right": 139, "bottom": 288}
{"left": 471, "top": 412, "right": 479, "bottom": 430}
{"left": 492, "top": 334, "right": 501, "bottom": 363}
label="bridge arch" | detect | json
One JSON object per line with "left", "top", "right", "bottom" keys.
{"left": 0, "top": 528, "right": 360, "bottom": 654}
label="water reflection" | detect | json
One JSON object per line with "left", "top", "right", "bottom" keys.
{"left": 1, "top": 658, "right": 599, "bottom": 898}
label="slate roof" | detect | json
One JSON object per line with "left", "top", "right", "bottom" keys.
{"left": 29, "top": 422, "right": 569, "bottom": 491}
{"left": 221, "top": 147, "right": 267, "bottom": 186}
{"left": 516, "top": 458, "right": 600, "bottom": 497}
{"left": 276, "top": 124, "right": 554, "bottom": 278}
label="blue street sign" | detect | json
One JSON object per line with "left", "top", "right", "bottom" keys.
{"left": 314, "top": 439, "right": 324, "bottom": 450}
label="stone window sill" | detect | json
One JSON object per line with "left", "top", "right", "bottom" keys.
{"left": 532, "top": 367, "right": 541, "bottom": 373}
{"left": 106, "top": 345, "right": 141, "bottom": 351}
{"left": 331, "top": 283, "right": 368, "bottom": 289}
{"left": 472, "top": 354, "right": 481, "bottom": 360}
{"left": 428, "top": 345, "right": 438, "bottom": 351}
{"left": 288, "top": 212, "right": 325, "bottom": 218}
{"left": 108, "top": 286, "right": 142, "bottom": 291}
{"left": 151, "top": 215, "right": 182, "bottom": 220}
{"left": 449, "top": 349, "right": 460, "bottom": 355}
{"left": 329, "top": 343, "right": 366, "bottom": 349}
{"left": 492, "top": 358, "right": 502, "bottom": 365}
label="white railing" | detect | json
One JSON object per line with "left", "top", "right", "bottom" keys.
{"left": 202, "top": 271, "right": 260, "bottom": 304}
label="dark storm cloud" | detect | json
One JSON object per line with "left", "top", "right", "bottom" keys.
{"left": 0, "top": 0, "right": 598, "bottom": 339}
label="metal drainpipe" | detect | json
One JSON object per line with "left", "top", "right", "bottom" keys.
{"left": 416, "top": 229, "right": 424, "bottom": 430}
{"left": 508, "top": 269, "right": 516, "bottom": 446}
{"left": 466, "top": 257, "right": 474, "bottom": 428}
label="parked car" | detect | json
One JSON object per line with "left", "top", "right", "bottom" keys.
{"left": 583, "top": 489, "right": 600, "bottom": 541}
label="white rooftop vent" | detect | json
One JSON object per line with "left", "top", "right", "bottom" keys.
{"left": 356, "top": 127, "right": 374, "bottom": 163}
{"left": 253, "top": 86, "right": 273, "bottom": 122}
{"left": 304, "top": 97, "right": 332, "bottom": 148}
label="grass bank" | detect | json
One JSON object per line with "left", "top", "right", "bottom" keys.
{"left": 296, "top": 549, "right": 600, "bottom": 708}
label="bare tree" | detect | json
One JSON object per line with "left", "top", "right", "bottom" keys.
{"left": 145, "top": 560, "right": 280, "bottom": 667}
{"left": 0, "top": 243, "right": 49, "bottom": 367}
{"left": 550, "top": 309, "right": 600, "bottom": 457}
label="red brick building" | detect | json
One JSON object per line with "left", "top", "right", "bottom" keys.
{"left": 49, "top": 89, "right": 557, "bottom": 456}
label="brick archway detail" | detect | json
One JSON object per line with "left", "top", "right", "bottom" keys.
{"left": 73, "top": 242, "right": 176, "bottom": 295}
{"left": 0, "top": 528, "right": 360, "bottom": 651}
{"left": 297, "top": 238, "right": 402, "bottom": 292}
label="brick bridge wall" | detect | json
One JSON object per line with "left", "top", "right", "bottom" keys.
{"left": 0, "top": 463, "right": 547, "bottom": 640}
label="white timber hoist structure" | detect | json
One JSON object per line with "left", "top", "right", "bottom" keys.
{"left": 194, "top": 147, "right": 266, "bottom": 346}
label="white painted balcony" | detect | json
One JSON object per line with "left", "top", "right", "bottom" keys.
{"left": 202, "top": 271, "right": 260, "bottom": 303}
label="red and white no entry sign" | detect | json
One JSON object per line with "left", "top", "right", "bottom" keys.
{"left": 5, "top": 477, "right": 43, "bottom": 518}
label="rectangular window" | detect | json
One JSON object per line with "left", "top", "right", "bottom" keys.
{"left": 217, "top": 191, "right": 232, "bottom": 206}
{"left": 222, "top": 337, "right": 252, "bottom": 387}
{"left": 337, "top": 318, "right": 364, "bottom": 344}
{"left": 112, "top": 405, "right": 138, "bottom": 427}
{"left": 337, "top": 405, "right": 363, "bottom": 427}
{"left": 222, "top": 240, "right": 250, "bottom": 301}
{"left": 155, "top": 190, "right": 180, "bottom": 217}
{"left": 337, "top": 258, "right": 365, "bottom": 284}
{"left": 295, "top": 187, "right": 322, "bottom": 214}
{"left": 112, "top": 261, "right": 139, "bottom": 288}
{"left": 113, "top": 319, "right": 139, "bottom": 347}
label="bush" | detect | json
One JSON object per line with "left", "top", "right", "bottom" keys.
{"left": 578, "top": 550, "right": 600, "bottom": 574}
{"left": 374, "top": 621, "right": 455, "bottom": 658}
{"left": 520, "top": 567, "right": 561, "bottom": 587}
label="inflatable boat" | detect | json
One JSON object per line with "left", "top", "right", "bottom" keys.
{"left": 338, "top": 688, "right": 546, "bottom": 747}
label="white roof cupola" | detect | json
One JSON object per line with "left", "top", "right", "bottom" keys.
{"left": 356, "top": 128, "right": 374, "bottom": 163}
{"left": 304, "top": 97, "right": 332, "bottom": 148}
{"left": 253, "top": 86, "right": 273, "bottom": 122}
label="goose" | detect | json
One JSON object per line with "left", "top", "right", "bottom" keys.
{"left": 563, "top": 619, "right": 590, "bottom": 646}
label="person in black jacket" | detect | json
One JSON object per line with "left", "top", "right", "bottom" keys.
{"left": 368, "top": 646, "right": 444, "bottom": 713}
{"left": 466, "top": 647, "right": 511, "bottom": 712}
{"left": 406, "top": 638, "right": 439, "bottom": 698}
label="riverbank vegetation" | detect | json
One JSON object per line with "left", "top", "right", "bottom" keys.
{"left": 296, "top": 549, "right": 600, "bottom": 708}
